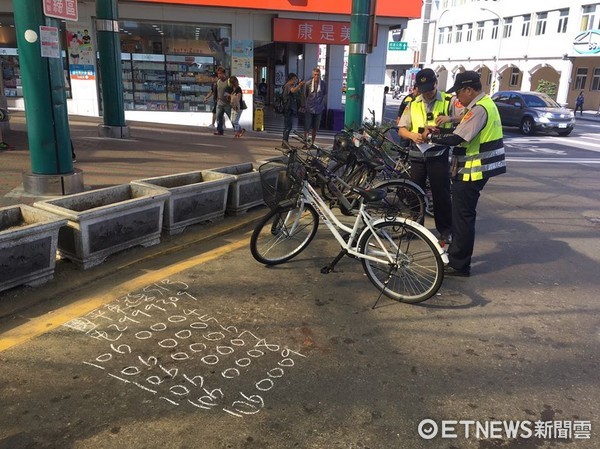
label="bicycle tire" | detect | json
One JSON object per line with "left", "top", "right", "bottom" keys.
{"left": 321, "top": 161, "right": 355, "bottom": 201}
{"left": 359, "top": 220, "right": 443, "bottom": 303}
{"left": 345, "top": 165, "right": 373, "bottom": 190}
{"left": 250, "top": 202, "right": 319, "bottom": 265}
{"left": 367, "top": 179, "right": 426, "bottom": 224}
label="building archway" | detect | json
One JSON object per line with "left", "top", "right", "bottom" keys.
{"left": 529, "top": 64, "right": 560, "bottom": 99}
{"left": 443, "top": 64, "right": 465, "bottom": 91}
{"left": 472, "top": 64, "right": 493, "bottom": 93}
{"left": 496, "top": 64, "right": 521, "bottom": 92}
{"left": 433, "top": 65, "right": 449, "bottom": 91}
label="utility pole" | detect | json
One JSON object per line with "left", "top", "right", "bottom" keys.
{"left": 344, "top": 0, "right": 372, "bottom": 129}
{"left": 13, "top": 0, "right": 83, "bottom": 195}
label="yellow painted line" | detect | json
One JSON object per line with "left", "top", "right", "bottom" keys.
{"left": 0, "top": 237, "right": 249, "bottom": 353}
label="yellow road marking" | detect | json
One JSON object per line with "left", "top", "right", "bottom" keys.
{"left": 0, "top": 238, "right": 249, "bottom": 353}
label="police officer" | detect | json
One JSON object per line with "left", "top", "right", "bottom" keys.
{"left": 398, "top": 68, "right": 462, "bottom": 244}
{"left": 424, "top": 71, "right": 507, "bottom": 276}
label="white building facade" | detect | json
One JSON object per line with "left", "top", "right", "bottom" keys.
{"left": 388, "top": 0, "right": 600, "bottom": 110}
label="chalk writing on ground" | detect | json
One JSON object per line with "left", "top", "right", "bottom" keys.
{"left": 63, "top": 278, "right": 307, "bottom": 417}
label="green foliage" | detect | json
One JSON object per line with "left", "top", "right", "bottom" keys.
{"left": 536, "top": 79, "right": 557, "bottom": 99}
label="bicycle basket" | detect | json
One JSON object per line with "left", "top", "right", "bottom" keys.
{"left": 259, "top": 158, "right": 304, "bottom": 210}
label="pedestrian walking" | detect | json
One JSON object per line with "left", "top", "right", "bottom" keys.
{"left": 229, "top": 76, "right": 246, "bottom": 138}
{"left": 383, "top": 86, "right": 389, "bottom": 112}
{"left": 303, "top": 67, "right": 326, "bottom": 146}
{"left": 203, "top": 73, "right": 218, "bottom": 128}
{"left": 575, "top": 91, "right": 584, "bottom": 116}
{"left": 424, "top": 71, "right": 507, "bottom": 277}
{"left": 214, "top": 66, "right": 232, "bottom": 136}
{"left": 281, "top": 73, "right": 305, "bottom": 147}
{"left": 0, "top": 108, "right": 11, "bottom": 150}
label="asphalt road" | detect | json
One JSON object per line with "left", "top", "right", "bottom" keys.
{"left": 0, "top": 113, "right": 599, "bottom": 449}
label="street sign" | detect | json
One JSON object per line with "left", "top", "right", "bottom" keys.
{"left": 388, "top": 41, "right": 408, "bottom": 51}
{"left": 43, "top": 0, "right": 78, "bottom": 22}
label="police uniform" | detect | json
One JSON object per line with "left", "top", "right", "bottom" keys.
{"left": 399, "top": 90, "right": 462, "bottom": 239}
{"left": 432, "top": 72, "right": 506, "bottom": 275}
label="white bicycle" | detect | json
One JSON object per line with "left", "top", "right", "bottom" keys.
{"left": 249, "top": 147, "right": 448, "bottom": 304}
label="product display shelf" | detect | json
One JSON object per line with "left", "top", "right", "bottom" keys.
{"left": 121, "top": 53, "right": 216, "bottom": 112}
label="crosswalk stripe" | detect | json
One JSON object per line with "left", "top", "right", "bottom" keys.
{"left": 506, "top": 136, "right": 600, "bottom": 153}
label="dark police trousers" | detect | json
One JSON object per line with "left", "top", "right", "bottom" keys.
{"left": 409, "top": 148, "right": 452, "bottom": 237}
{"left": 448, "top": 177, "right": 488, "bottom": 272}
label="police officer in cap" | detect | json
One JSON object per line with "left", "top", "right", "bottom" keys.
{"left": 398, "top": 68, "right": 463, "bottom": 245}
{"left": 422, "top": 71, "right": 506, "bottom": 276}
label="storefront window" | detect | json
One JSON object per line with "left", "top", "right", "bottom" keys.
{"left": 118, "top": 20, "right": 231, "bottom": 112}
{"left": 0, "top": 14, "right": 72, "bottom": 99}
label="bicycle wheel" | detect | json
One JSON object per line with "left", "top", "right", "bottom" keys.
{"left": 359, "top": 220, "right": 443, "bottom": 303}
{"left": 250, "top": 202, "right": 319, "bottom": 265}
{"left": 367, "top": 179, "right": 426, "bottom": 224}
{"left": 321, "top": 161, "right": 355, "bottom": 201}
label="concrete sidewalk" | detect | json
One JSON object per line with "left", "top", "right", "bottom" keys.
{"left": 0, "top": 112, "right": 291, "bottom": 208}
{"left": 2, "top": 106, "right": 596, "bottom": 209}
{"left": 576, "top": 109, "right": 600, "bottom": 123}
{"left": 0, "top": 112, "right": 300, "bottom": 317}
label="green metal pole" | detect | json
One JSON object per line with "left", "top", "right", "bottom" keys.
{"left": 96, "top": 0, "right": 126, "bottom": 128}
{"left": 345, "top": 0, "right": 371, "bottom": 129}
{"left": 13, "top": 0, "right": 72, "bottom": 174}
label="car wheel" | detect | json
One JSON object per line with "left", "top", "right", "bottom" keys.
{"left": 520, "top": 117, "right": 535, "bottom": 135}
{"left": 558, "top": 129, "right": 572, "bottom": 136}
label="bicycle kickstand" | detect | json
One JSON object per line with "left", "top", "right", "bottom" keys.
{"left": 320, "top": 249, "right": 347, "bottom": 274}
{"left": 371, "top": 264, "right": 396, "bottom": 309}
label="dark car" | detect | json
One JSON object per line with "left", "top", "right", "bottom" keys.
{"left": 491, "top": 91, "right": 575, "bottom": 136}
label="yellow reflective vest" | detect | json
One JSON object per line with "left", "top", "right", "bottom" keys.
{"left": 456, "top": 95, "right": 506, "bottom": 181}
{"left": 408, "top": 91, "right": 453, "bottom": 158}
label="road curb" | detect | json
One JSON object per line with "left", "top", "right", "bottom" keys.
{"left": 0, "top": 208, "right": 266, "bottom": 322}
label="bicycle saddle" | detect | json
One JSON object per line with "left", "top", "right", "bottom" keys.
{"left": 350, "top": 186, "right": 387, "bottom": 203}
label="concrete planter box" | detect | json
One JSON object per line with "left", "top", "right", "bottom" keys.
{"left": 207, "top": 163, "right": 264, "bottom": 215}
{"left": 0, "top": 205, "right": 67, "bottom": 292}
{"left": 132, "top": 170, "right": 235, "bottom": 235}
{"left": 34, "top": 184, "right": 169, "bottom": 269}
{"left": 257, "top": 155, "right": 289, "bottom": 165}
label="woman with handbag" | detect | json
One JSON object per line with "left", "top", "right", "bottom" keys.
{"left": 229, "top": 76, "right": 247, "bottom": 138}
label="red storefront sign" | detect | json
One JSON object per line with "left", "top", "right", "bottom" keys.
{"left": 273, "top": 18, "right": 377, "bottom": 46}
{"left": 43, "top": 0, "right": 78, "bottom": 22}
{"left": 130, "top": 0, "right": 422, "bottom": 19}
{"left": 274, "top": 18, "right": 352, "bottom": 45}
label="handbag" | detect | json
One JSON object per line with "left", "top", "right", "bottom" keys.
{"left": 240, "top": 99, "right": 248, "bottom": 110}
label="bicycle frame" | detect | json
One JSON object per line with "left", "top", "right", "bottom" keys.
{"left": 286, "top": 177, "right": 448, "bottom": 265}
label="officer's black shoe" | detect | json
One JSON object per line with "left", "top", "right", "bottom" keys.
{"left": 444, "top": 266, "right": 470, "bottom": 277}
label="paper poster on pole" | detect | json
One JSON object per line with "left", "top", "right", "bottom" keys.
{"left": 40, "top": 26, "right": 60, "bottom": 58}
{"left": 66, "top": 24, "right": 96, "bottom": 79}
{"left": 66, "top": 22, "right": 99, "bottom": 116}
